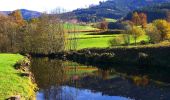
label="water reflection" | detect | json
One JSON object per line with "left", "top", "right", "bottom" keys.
{"left": 31, "top": 58, "right": 170, "bottom": 100}
{"left": 31, "top": 58, "right": 67, "bottom": 89}
{"left": 37, "top": 86, "right": 133, "bottom": 100}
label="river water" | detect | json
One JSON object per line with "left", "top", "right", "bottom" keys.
{"left": 30, "top": 58, "right": 170, "bottom": 100}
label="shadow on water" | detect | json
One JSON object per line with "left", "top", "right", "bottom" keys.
{"left": 31, "top": 58, "right": 170, "bottom": 100}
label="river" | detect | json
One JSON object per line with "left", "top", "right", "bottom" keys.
{"left": 30, "top": 57, "right": 170, "bottom": 100}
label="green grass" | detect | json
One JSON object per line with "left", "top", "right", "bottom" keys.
{"left": 77, "top": 37, "right": 113, "bottom": 49}
{"left": 64, "top": 23, "right": 97, "bottom": 31}
{"left": 67, "top": 32, "right": 148, "bottom": 50}
{"left": 105, "top": 18, "right": 117, "bottom": 22}
{"left": 0, "top": 54, "right": 35, "bottom": 99}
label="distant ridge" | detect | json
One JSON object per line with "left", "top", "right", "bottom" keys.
{"left": 0, "top": 9, "right": 41, "bottom": 20}
{"left": 60, "top": 0, "right": 170, "bottom": 22}
{"left": 125, "top": 3, "right": 170, "bottom": 22}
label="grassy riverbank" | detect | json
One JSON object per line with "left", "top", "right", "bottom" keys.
{"left": 0, "top": 54, "right": 36, "bottom": 99}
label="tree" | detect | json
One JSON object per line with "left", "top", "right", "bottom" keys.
{"left": 122, "top": 22, "right": 132, "bottom": 45}
{"left": 166, "top": 11, "right": 170, "bottom": 22}
{"left": 139, "top": 13, "right": 147, "bottom": 28}
{"left": 153, "top": 19, "right": 170, "bottom": 40}
{"left": 100, "top": 19, "right": 108, "bottom": 30}
{"left": 0, "top": 11, "right": 66, "bottom": 54}
{"left": 0, "top": 14, "right": 19, "bottom": 52}
{"left": 132, "top": 12, "right": 140, "bottom": 26}
{"left": 130, "top": 26, "right": 146, "bottom": 45}
{"left": 132, "top": 12, "right": 147, "bottom": 28}
{"left": 25, "top": 14, "right": 66, "bottom": 54}
{"left": 145, "top": 24, "right": 161, "bottom": 43}
{"left": 9, "top": 10, "right": 25, "bottom": 26}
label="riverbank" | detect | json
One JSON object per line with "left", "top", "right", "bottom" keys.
{"left": 0, "top": 54, "right": 36, "bottom": 99}
{"left": 53, "top": 44, "right": 170, "bottom": 83}
{"left": 62, "top": 44, "right": 170, "bottom": 67}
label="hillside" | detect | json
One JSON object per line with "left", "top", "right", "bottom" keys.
{"left": 125, "top": 3, "right": 170, "bottom": 22}
{"left": 1, "top": 9, "right": 41, "bottom": 20}
{"left": 60, "top": 0, "right": 170, "bottom": 22}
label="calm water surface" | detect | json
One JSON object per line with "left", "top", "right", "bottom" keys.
{"left": 31, "top": 58, "right": 170, "bottom": 100}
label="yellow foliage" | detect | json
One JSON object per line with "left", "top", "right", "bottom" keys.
{"left": 153, "top": 19, "right": 170, "bottom": 40}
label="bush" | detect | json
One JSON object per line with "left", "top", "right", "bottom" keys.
{"left": 109, "top": 36, "right": 123, "bottom": 46}
{"left": 140, "top": 40, "right": 147, "bottom": 45}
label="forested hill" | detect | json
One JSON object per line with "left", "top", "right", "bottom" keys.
{"left": 0, "top": 9, "right": 41, "bottom": 20}
{"left": 61, "top": 0, "right": 170, "bottom": 22}
{"left": 125, "top": 3, "right": 170, "bottom": 22}
{"left": 1, "top": 0, "right": 170, "bottom": 22}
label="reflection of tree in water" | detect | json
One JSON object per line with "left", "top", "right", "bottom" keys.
{"left": 68, "top": 69, "right": 170, "bottom": 100}
{"left": 97, "top": 69, "right": 110, "bottom": 80}
{"left": 31, "top": 58, "right": 67, "bottom": 89}
{"left": 31, "top": 58, "right": 78, "bottom": 100}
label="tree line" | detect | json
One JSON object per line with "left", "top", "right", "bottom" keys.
{"left": 0, "top": 10, "right": 66, "bottom": 54}
{"left": 109, "top": 12, "right": 170, "bottom": 46}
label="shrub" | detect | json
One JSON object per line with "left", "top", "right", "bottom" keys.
{"left": 109, "top": 36, "right": 123, "bottom": 46}
{"left": 140, "top": 40, "right": 147, "bottom": 45}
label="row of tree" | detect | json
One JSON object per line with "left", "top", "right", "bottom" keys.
{"left": 109, "top": 12, "right": 170, "bottom": 46}
{"left": 0, "top": 10, "right": 66, "bottom": 54}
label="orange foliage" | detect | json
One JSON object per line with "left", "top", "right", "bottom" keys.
{"left": 139, "top": 13, "right": 147, "bottom": 28}
{"left": 9, "top": 10, "right": 25, "bottom": 26}
{"left": 132, "top": 12, "right": 147, "bottom": 28}
{"left": 132, "top": 12, "right": 140, "bottom": 25}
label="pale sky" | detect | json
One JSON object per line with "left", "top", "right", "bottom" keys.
{"left": 0, "top": 0, "right": 106, "bottom": 12}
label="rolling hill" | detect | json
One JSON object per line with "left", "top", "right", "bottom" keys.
{"left": 60, "top": 0, "right": 170, "bottom": 22}
{"left": 125, "top": 3, "right": 170, "bottom": 22}
{"left": 1, "top": 0, "right": 170, "bottom": 22}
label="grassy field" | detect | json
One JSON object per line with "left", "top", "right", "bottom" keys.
{"left": 0, "top": 54, "right": 35, "bottom": 99}
{"left": 64, "top": 23, "right": 97, "bottom": 31}
{"left": 105, "top": 18, "right": 117, "bottom": 22}
{"left": 68, "top": 32, "right": 148, "bottom": 50}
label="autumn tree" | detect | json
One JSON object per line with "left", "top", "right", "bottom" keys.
{"left": 153, "top": 19, "right": 170, "bottom": 40}
{"left": 23, "top": 14, "right": 65, "bottom": 54}
{"left": 130, "top": 26, "right": 146, "bottom": 45}
{"left": 145, "top": 24, "right": 161, "bottom": 43}
{"left": 139, "top": 13, "right": 147, "bottom": 28}
{"left": 132, "top": 12, "right": 147, "bottom": 28}
{"left": 0, "top": 11, "right": 66, "bottom": 54}
{"left": 166, "top": 11, "right": 170, "bottom": 22}
{"left": 132, "top": 12, "right": 140, "bottom": 26}
{"left": 100, "top": 19, "right": 108, "bottom": 30}
{"left": 9, "top": 10, "right": 25, "bottom": 26}
{"left": 0, "top": 14, "right": 20, "bottom": 52}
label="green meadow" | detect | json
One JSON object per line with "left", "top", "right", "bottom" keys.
{"left": 68, "top": 32, "right": 148, "bottom": 50}
{"left": 0, "top": 54, "right": 35, "bottom": 99}
{"left": 64, "top": 23, "right": 97, "bottom": 31}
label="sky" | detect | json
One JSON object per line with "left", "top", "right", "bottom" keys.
{"left": 0, "top": 0, "right": 106, "bottom": 12}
